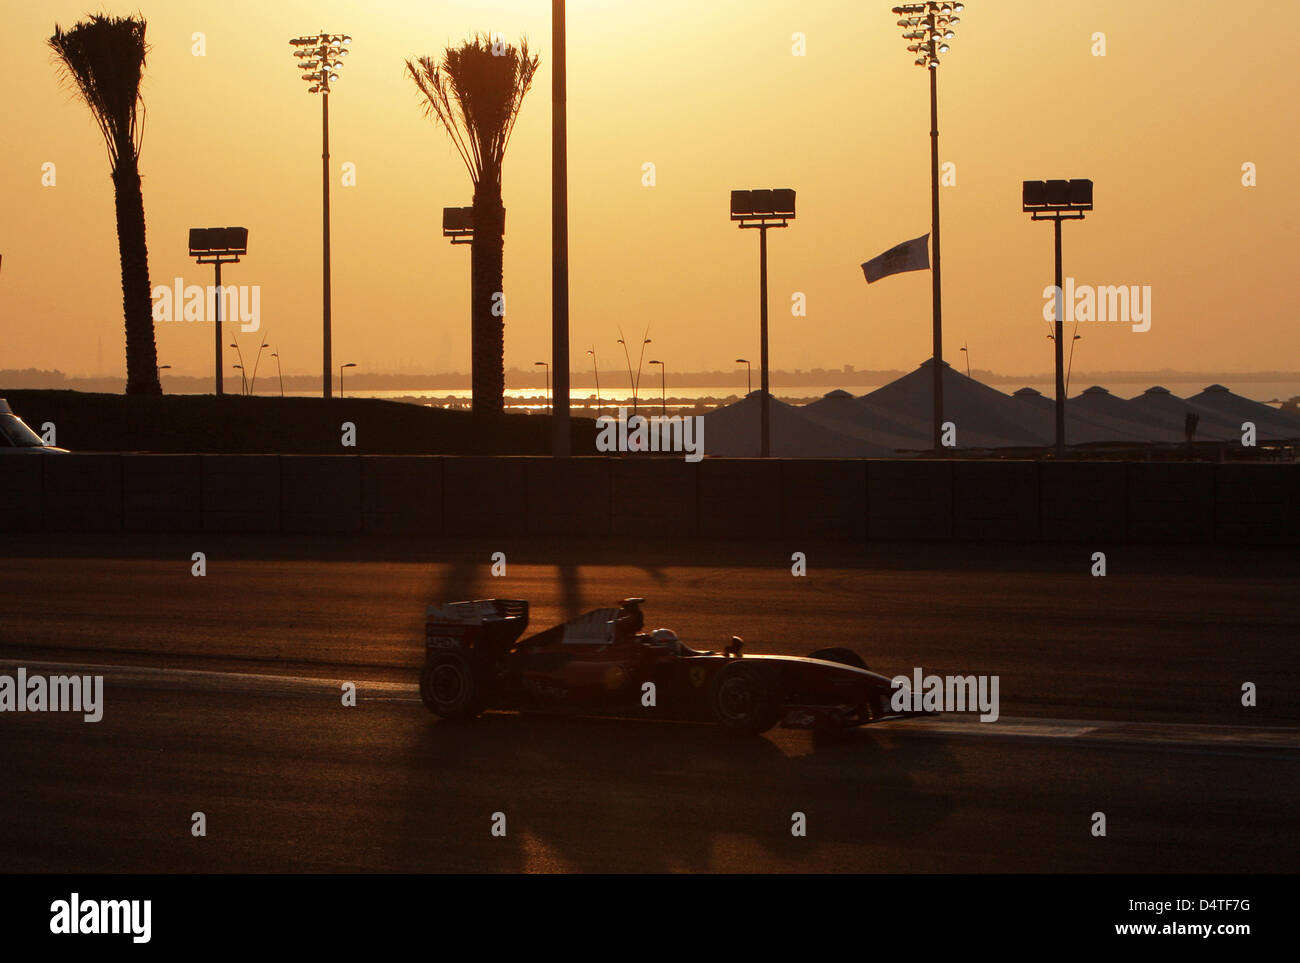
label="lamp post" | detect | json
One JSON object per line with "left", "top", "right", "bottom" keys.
{"left": 1022, "top": 177, "right": 1093, "bottom": 457}
{"left": 229, "top": 340, "right": 248, "bottom": 394}
{"left": 339, "top": 361, "right": 356, "bottom": 397}
{"left": 960, "top": 343, "right": 970, "bottom": 378}
{"left": 616, "top": 332, "right": 651, "bottom": 414}
{"left": 534, "top": 360, "right": 550, "bottom": 413}
{"left": 616, "top": 337, "right": 635, "bottom": 411}
{"left": 290, "top": 31, "right": 352, "bottom": 399}
{"left": 250, "top": 336, "right": 270, "bottom": 395}
{"left": 731, "top": 188, "right": 796, "bottom": 457}
{"left": 893, "top": 2, "right": 965, "bottom": 451}
{"left": 188, "top": 226, "right": 248, "bottom": 396}
{"left": 649, "top": 359, "right": 665, "bottom": 417}
{"left": 587, "top": 348, "right": 601, "bottom": 417}
{"left": 735, "top": 358, "right": 752, "bottom": 396}
{"left": 271, "top": 351, "right": 285, "bottom": 397}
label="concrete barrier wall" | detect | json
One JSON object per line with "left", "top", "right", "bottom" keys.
{"left": 0, "top": 457, "right": 42, "bottom": 533}
{"left": 869, "top": 461, "right": 953, "bottom": 540}
{"left": 44, "top": 454, "right": 122, "bottom": 532}
{"left": 1126, "top": 463, "right": 1216, "bottom": 544}
{"left": 954, "top": 462, "right": 1039, "bottom": 542}
{"left": 360, "top": 456, "right": 440, "bottom": 535}
{"left": 1213, "top": 463, "right": 1298, "bottom": 545}
{"left": 201, "top": 455, "right": 279, "bottom": 533}
{"left": 2, "top": 454, "right": 1294, "bottom": 545}
{"left": 125, "top": 454, "right": 201, "bottom": 532}
{"left": 780, "top": 461, "right": 868, "bottom": 539}
{"left": 1039, "top": 462, "right": 1127, "bottom": 543}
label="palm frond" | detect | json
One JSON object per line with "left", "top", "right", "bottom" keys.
{"left": 49, "top": 14, "right": 149, "bottom": 172}
{"left": 407, "top": 33, "right": 540, "bottom": 189}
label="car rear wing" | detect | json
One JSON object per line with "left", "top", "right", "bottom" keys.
{"left": 424, "top": 599, "right": 529, "bottom": 654}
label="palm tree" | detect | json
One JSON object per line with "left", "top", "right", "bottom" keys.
{"left": 408, "top": 35, "right": 540, "bottom": 419}
{"left": 49, "top": 14, "right": 161, "bottom": 396}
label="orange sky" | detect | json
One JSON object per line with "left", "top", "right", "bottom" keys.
{"left": 2, "top": 0, "right": 1297, "bottom": 382}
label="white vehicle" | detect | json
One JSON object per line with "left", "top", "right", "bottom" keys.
{"left": 0, "top": 399, "right": 67, "bottom": 453}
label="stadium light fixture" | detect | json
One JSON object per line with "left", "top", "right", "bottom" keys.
{"left": 289, "top": 31, "right": 353, "bottom": 398}
{"left": 188, "top": 226, "right": 248, "bottom": 396}
{"left": 1022, "top": 178, "right": 1094, "bottom": 457}
{"left": 731, "top": 188, "right": 796, "bottom": 457}
{"left": 892, "top": 1, "right": 969, "bottom": 450}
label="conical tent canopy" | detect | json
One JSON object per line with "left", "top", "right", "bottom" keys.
{"left": 1009, "top": 387, "right": 1152, "bottom": 445}
{"left": 1185, "top": 384, "right": 1300, "bottom": 441}
{"left": 1068, "top": 385, "right": 1185, "bottom": 443}
{"left": 1127, "top": 386, "right": 1241, "bottom": 441}
{"left": 855, "top": 360, "right": 1052, "bottom": 449}
{"left": 701, "top": 390, "right": 892, "bottom": 457}
{"left": 802, "top": 389, "right": 926, "bottom": 453}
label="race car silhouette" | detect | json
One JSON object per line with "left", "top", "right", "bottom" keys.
{"left": 419, "top": 597, "right": 926, "bottom": 734}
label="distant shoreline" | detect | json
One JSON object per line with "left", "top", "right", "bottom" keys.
{"left": 5, "top": 367, "right": 1300, "bottom": 396}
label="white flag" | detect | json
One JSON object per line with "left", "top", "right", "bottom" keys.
{"left": 861, "top": 233, "right": 930, "bottom": 284}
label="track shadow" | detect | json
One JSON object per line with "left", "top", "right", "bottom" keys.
{"left": 383, "top": 711, "right": 958, "bottom": 873}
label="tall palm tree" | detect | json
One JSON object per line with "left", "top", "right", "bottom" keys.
{"left": 49, "top": 14, "right": 161, "bottom": 396}
{"left": 408, "top": 35, "right": 540, "bottom": 419}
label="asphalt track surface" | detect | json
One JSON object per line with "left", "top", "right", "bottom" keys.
{"left": 1, "top": 533, "right": 1296, "bottom": 873}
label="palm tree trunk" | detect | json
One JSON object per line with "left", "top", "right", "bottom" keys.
{"left": 112, "top": 158, "right": 161, "bottom": 396}
{"left": 470, "top": 185, "right": 506, "bottom": 420}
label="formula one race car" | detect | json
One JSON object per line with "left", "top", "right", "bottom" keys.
{"left": 419, "top": 597, "right": 927, "bottom": 734}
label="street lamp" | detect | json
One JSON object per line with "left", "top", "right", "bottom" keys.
{"left": 229, "top": 340, "right": 248, "bottom": 394}
{"left": 617, "top": 330, "right": 651, "bottom": 414}
{"left": 892, "top": 1, "right": 966, "bottom": 450}
{"left": 586, "top": 348, "right": 601, "bottom": 417}
{"left": 534, "top": 360, "right": 550, "bottom": 412}
{"left": 270, "top": 350, "right": 285, "bottom": 397}
{"left": 339, "top": 361, "right": 357, "bottom": 397}
{"left": 735, "top": 358, "right": 752, "bottom": 396}
{"left": 250, "top": 336, "right": 271, "bottom": 395}
{"left": 1022, "top": 177, "right": 1093, "bottom": 456}
{"left": 232, "top": 364, "right": 245, "bottom": 394}
{"left": 731, "top": 188, "right": 796, "bottom": 457}
{"left": 289, "top": 31, "right": 352, "bottom": 399}
{"left": 188, "top": 226, "right": 247, "bottom": 396}
{"left": 649, "top": 359, "right": 666, "bottom": 417}
{"left": 959, "top": 343, "right": 970, "bottom": 378}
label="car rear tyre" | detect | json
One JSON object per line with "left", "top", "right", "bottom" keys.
{"left": 420, "top": 652, "right": 482, "bottom": 720}
{"left": 807, "top": 646, "right": 868, "bottom": 671}
{"left": 709, "top": 663, "right": 781, "bottom": 734}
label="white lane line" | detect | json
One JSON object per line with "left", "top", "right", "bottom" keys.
{"left": 4, "top": 658, "right": 1297, "bottom": 751}
{"left": 0, "top": 659, "right": 415, "bottom": 701}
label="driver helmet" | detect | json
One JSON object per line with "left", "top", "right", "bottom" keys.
{"left": 650, "top": 628, "right": 679, "bottom": 646}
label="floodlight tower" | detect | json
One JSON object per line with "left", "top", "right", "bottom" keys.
{"left": 188, "top": 226, "right": 248, "bottom": 396}
{"left": 731, "top": 189, "right": 797, "bottom": 457}
{"left": 1022, "top": 178, "right": 1094, "bottom": 457}
{"left": 893, "top": 2, "right": 965, "bottom": 450}
{"left": 290, "top": 31, "right": 352, "bottom": 398}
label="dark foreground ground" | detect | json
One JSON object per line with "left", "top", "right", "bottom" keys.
{"left": 0, "top": 534, "right": 1295, "bottom": 872}
{"left": 1, "top": 389, "right": 595, "bottom": 454}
